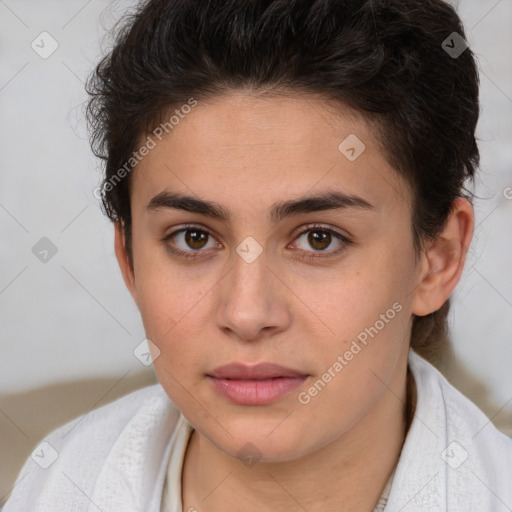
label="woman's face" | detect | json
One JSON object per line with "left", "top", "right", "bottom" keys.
{"left": 118, "top": 91, "right": 426, "bottom": 462}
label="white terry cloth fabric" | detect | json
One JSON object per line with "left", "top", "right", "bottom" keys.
{"left": 3, "top": 349, "right": 512, "bottom": 512}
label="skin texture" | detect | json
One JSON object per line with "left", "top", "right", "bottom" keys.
{"left": 114, "top": 91, "right": 474, "bottom": 511}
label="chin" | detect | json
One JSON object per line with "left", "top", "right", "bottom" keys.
{"left": 203, "top": 414, "right": 316, "bottom": 464}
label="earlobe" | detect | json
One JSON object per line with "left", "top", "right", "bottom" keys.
{"left": 411, "top": 198, "right": 474, "bottom": 317}
{"left": 114, "top": 221, "right": 138, "bottom": 304}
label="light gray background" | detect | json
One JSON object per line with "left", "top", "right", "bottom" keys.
{"left": 1, "top": 0, "right": 511, "bottom": 501}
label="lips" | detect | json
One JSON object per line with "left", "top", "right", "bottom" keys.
{"left": 208, "top": 362, "right": 308, "bottom": 380}
{"left": 207, "top": 362, "right": 309, "bottom": 405}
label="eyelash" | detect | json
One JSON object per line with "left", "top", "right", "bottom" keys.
{"left": 161, "top": 223, "right": 351, "bottom": 261}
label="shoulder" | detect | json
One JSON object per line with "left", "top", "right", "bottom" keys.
{"left": 42, "top": 382, "right": 174, "bottom": 459}
{"left": 409, "top": 350, "right": 512, "bottom": 450}
{"left": 3, "top": 383, "right": 181, "bottom": 511}
{"left": 395, "top": 350, "right": 512, "bottom": 510}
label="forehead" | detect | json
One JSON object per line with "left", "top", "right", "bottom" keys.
{"left": 131, "top": 91, "right": 411, "bottom": 219}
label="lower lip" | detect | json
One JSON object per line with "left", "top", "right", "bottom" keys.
{"left": 208, "top": 376, "right": 308, "bottom": 405}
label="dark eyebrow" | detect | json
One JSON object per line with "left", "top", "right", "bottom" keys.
{"left": 146, "top": 189, "right": 374, "bottom": 223}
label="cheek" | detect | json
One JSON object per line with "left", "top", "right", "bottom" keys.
{"left": 295, "top": 352, "right": 397, "bottom": 444}
{"left": 132, "top": 237, "right": 196, "bottom": 330}
{"left": 138, "top": 276, "right": 207, "bottom": 409}
{"left": 294, "top": 280, "right": 409, "bottom": 430}
{"left": 298, "top": 252, "right": 412, "bottom": 374}
{"left": 132, "top": 255, "right": 212, "bottom": 368}
{"left": 136, "top": 282, "right": 205, "bottom": 354}
{"left": 305, "top": 260, "right": 400, "bottom": 327}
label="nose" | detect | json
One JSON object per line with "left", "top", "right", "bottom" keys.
{"left": 215, "top": 248, "right": 291, "bottom": 343}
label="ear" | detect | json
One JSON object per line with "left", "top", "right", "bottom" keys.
{"left": 114, "top": 221, "right": 138, "bottom": 305}
{"left": 411, "top": 198, "right": 474, "bottom": 316}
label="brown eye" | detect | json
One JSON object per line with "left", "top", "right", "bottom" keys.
{"left": 162, "top": 225, "right": 221, "bottom": 260}
{"left": 307, "top": 230, "right": 332, "bottom": 251}
{"left": 291, "top": 224, "right": 350, "bottom": 260}
{"left": 184, "top": 229, "right": 209, "bottom": 250}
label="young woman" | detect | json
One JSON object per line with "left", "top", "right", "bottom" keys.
{"left": 5, "top": 0, "right": 512, "bottom": 511}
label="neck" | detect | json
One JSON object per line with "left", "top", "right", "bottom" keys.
{"left": 182, "top": 356, "right": 415, "bottom": 512}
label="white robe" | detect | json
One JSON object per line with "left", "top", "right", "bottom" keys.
{"left": 3, "top": 349, "right": 512, "bottom": 511}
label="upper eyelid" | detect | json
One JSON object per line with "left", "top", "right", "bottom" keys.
{"left": 163, "top": 224, "right": 220, "bottom": 243}
{"left": 290, "top": 223, "right": 348, "bottom": 240}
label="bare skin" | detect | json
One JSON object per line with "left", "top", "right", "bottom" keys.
{"left": 114, "top": 90, "right": 474, "bottom": 511}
